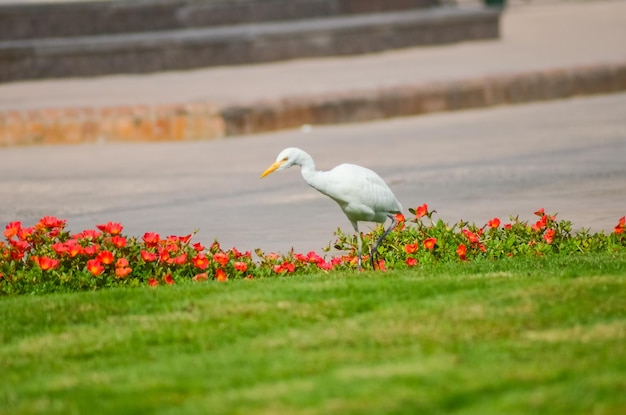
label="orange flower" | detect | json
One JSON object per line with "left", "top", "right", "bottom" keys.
{"left": 149, "top": 278, "right": 158, "bottom": 287}
{"left": 86, "top": 259, "right": 104, "bottom": 276}
{"left": 423, "top": 238, "right": 437, "bottom": 250}
{"left": 543, "top": 229, "right": 556, "bottom": 244}
{"left": 406, "top": 257, "right": 417, "bottom": 267}
{"left": 115, "top": 257, "right": 129, "bottom": 268}
{"left": 404, "top": 243, "right": 418, "bottom": 254}
{"left": 115, "top": 267, "right": 132, "bottom": 278}
{"left": 215, "top": 268, "right": 228, "bottom": 282}
{"left": 614, "top": 216, "right": 625, "bottom": 235}
{"left": 456, "top": 244, "right": 467, "bottom": 260}
{"left": 487, "top": 217, "right": 501, "bottom": 229}
{"left": 415, "top": 204, "right": 428, "bottom": 218}
{"left": 394, "top": 213, "right": 405, "bottom": 223}
{"left": 4, "top": 221, "right": 21, "bottom": 239}
{"left": 534, "top": 208, "right": 545, "bottom": 216}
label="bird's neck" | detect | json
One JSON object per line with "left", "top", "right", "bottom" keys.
{"left": 298, "top": 155, "right": 324, "bottom": 190}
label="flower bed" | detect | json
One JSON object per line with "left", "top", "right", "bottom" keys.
{"left": 1, "top": 205, "right": 624, "bottom": 295}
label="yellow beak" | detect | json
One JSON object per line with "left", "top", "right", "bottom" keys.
{"left": 260, "top": 160, "right": 285, "bottom": 178}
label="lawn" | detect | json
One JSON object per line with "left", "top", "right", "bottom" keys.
{"left": 1, "top": 253, "right": 625, "bottom": 414}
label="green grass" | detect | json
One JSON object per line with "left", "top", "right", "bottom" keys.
{"left": 1, "top": 254, "right": 625, "bottom": 415}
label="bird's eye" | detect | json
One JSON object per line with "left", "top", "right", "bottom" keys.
{"left": 282, "top": 157, "right": 288, "bottom": 162}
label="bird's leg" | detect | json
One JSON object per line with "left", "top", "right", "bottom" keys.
{"left": 351, "top": 221, "right": 363, "bottom": 271}
{"left": 370, "top": 215, "right": 398, "bottom": 270}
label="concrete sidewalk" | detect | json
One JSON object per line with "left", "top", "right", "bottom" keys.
{"left": 1, "top": 0, "right": 625, "bottom": 146}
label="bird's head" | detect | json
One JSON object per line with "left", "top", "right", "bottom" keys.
{"left": 260, "top": 147, "right": 307, "bottom": 178}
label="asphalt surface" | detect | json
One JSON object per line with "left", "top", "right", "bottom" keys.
{"left": 1, "top": 93, "right": 625, "bottom": 255}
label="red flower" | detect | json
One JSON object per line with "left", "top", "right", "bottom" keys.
{"left": 487, "top": 217, "right": 501, "bottom": 229}
{"left": 96, "top": 221, "right": 123, "bottom": 235}
{"left": 531, "top": 214, "right": 550, "bottom": 232}
{"left": 213, "top": 252, "right": 229, "bottom": 266}
{"left": 394, "top": 213, "right": 405, "bottom": 223}
{"left": 178, "top": 234, "right": 193, "bottom": 244}
{"left": 375, "top": 259, "right": 386, "bottom": 271}
{"left": 423, "top": 238, "right": 437, "bottom": 250}
{"left": 66, "top": 240, "right": 82, "bottom": 258}
{"left": 86, "top": 259, "right": 104, "bottom": 276}
{"left": 456, "top": 244, "right": 467, "bottom": 260}
{"left": 82, "top": 244, "right": 100, "bottom": 257}
{"left": 534, "top": 208, "right": 545, "bottom": 217}
{"left": 17, "top": 227, "right": 35, "bottom": 241}
{"left": 149, "top": 278, "right": 159, "bottom": 287}
{"left": 462, "top": 229, "right": 480, "bottom": 244}
{"left": 614, "top": 216, "right": 625, "bottom": 235}
{"left": 73, "top": 229, "right": 101, "bottom": 240}
{"left": 36, "top": 216, "right": 66, "bottom": 230}
{"left": 164, "top": 274, "right": 175, "bottom": 285}
{"left": 4, "top": 221, "right": 21, "bottom": 239}
{"left": 32, "top": 255, "right": 60, "bottom": 271}
{"left": 273, "top": 261, "right": 295, "bottom": 274}
{"left": 404, "top": 243, "right": 418, "bottom": 254}
{"left": 317, "top": 261, "right": 333, "bottom": 271}
{"left": 141, "top": 250, "right": 158, "bottom": 262}
{"left": 215, "top": 268, "right": 228, "bottom": 282}
{"left": 171, "top": 253, "right": 187, "bottom": 265}
{"left": 192, "top": 254, "right": 209, "bottom": 269}
{"left": 52, "top": 242, "right": 68, "bottom": 256}
{"left": 97, "top": 250, "right": 115, "bottom": 265}
{"left": 415, "top": 204, "right": 429, "bottom": 218}
{"left": 142, "top": 232, "right": 160, "bottom": 247}
{"left": 193, "top": 273, "right": 208, "bottom": 282}
{"left": 234, "top": 261, "right": 248, "bottom": 272}
{"left": 543, "top": 229, "right": 556, "bottom": 244}
{"left": 193, "top": 242, "right": 205, "bottom": 252}
{"left": 406, "top": 257, "right": 417, "bottom": 267}
{"left": 110, "top": 235, "right": 127, "bottom": 248}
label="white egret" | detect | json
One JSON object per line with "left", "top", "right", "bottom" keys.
{"left": 261, "top": 147, "right": 402, "bottom": 270}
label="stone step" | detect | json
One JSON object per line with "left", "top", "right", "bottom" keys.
{"left": 0, "top": 0, "right": 439, "bottom": 41}
{"left": 0, "top": 6, "right": 500, "bottom": 82}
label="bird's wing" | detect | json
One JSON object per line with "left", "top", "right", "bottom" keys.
{"left": 313, "top": 164, "right": 401, "bottom": 219}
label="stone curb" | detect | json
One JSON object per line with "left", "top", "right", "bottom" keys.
{"left": 1, "top": 61, "right": 624, "bottom": 146}
{"left": 0, "top": 6, "right": 500, "bottom": 82}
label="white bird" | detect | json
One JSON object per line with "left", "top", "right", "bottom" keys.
{"left": 261, "top": 147, "right": 402, "bottom": 270}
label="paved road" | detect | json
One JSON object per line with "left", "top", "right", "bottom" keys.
{"left": 1, "top": 93, "right": 625, "bottom": 255}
